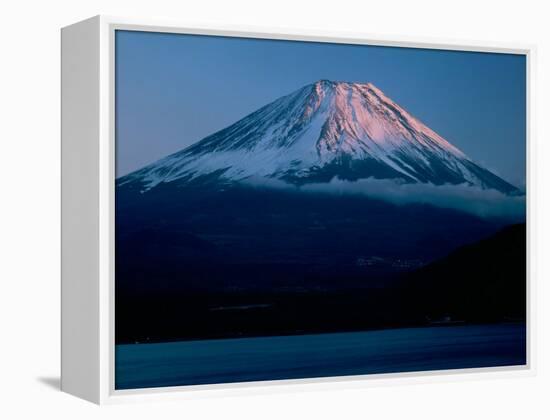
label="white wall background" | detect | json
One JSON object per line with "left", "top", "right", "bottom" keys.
{"left": 0, "top": 0, "right": 548, "bottom": 418}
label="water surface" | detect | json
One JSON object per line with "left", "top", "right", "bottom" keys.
{"left": 115, "top": 323, "right": 526, "bottom": 390}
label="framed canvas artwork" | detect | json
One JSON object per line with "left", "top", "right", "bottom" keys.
{"left": 61, "top": 16, "right": 532, "bottom": 404}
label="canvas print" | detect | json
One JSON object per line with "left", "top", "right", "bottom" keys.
{"left": 114, "top": 30, "right": 527, "bottom": 390}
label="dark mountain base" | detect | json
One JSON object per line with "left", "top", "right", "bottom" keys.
{"left": 115, "top": 185, "right": 525, "bottom": 344}
{"left": 399, "top": 223, "right": 526, "bottom": 323}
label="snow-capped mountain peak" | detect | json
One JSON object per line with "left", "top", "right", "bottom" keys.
{"left": 118, "top": 80, "right": 517, "bottom": 194}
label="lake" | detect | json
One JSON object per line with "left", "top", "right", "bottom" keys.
{"left": 115, "top": 323, "right": 526, "bottom": 390}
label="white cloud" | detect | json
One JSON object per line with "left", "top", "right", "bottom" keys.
{"left": 243, "top": 176, "right": 526, "bottom": 220}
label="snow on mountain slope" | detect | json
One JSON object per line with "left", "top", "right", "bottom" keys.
{"left": 118, "top": 80, "right": 518, "bottom": 194}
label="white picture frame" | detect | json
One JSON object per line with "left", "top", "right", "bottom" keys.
{"left": 61, "top": 15, "right": 535, "bottom": 404}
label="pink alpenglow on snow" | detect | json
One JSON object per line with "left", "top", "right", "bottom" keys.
{"left": 119, "top": 80, "right": 519, "bottom": 195}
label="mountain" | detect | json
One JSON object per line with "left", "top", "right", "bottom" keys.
{"left": 114, "top": 80, "right": 524, "bottom": 344}
{"left": 117, "top": 80, "right": 518, "bottom": 194}
{"left": 399, "top": 223, "right": 526, "bottom": 322}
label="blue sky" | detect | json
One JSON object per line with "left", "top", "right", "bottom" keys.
{"left": 115, "top": 30, "right": 526, "bottom": 186}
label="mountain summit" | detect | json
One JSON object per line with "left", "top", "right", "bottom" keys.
{"left": 119, "top": 80, "right": 518, "bottom": 194}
